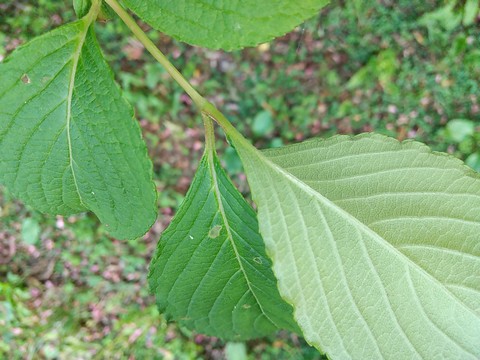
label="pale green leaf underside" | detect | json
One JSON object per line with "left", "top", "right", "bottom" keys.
{"left": 0, "top": 19, "right": 157, "bottom": 239}
{"left": 148, "top": 150, "right": 298, "bottom": 340}
{"left": 231, "top": 133, "right": 480, "bottom": 359}
{"left": 123, "top": 0, "right": 329, "bottom": 50}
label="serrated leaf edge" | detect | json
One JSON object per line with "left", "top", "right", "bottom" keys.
{"left": 205, "top": 147, "right": 285, "bottom": 330}
{"left": 233, "top": 132, "right": 480, "bottom": 356}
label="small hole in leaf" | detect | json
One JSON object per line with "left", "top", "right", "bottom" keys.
{"left": 253, "top": 257, "right": 262, "bottom": 265}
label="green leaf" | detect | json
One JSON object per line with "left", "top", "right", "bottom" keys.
{"left": 73, "top": 0, "right": 92, "bottom": 18}
{"left": 230, "top": 133, "right": 480, "bottom": 358}
{"left": 446, "top": 119, "right": 475, "bottom": 143}
{"left": 74, "top": 0, "right": 114, "bottom": 20}
{"left": 252, "top": 111, "right": 274, "bottom": 137}
{"left": 21, "top": 218, "right": 41, "bottom": 245}
{"left": 148, "top": 149, "right": 298, "bottom": 340}
{"left": 463, "top": 0, "right": 479, "bottom": 26}
{"left": 225, "top": 342, "right": 247, "bottom": 360}
{"left": 466, "top": 152, "right": 480, "bottom": 172}
{"left": 122, "top": 0, "right": 330, "bottom": 50}
{"left": 347, "top": 49, "right": 399, "bottom": 95}
{"left": 420, "top": 2, "right": 462, "bottom": 39}
{"left": 0, "top": 12, "right": 157, "bottom": 239}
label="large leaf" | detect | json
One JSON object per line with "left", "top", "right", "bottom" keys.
{"left": 122, "top": 0, "right": 329, "bottom": 50}
{"left": 0, "top": 10, "right": 157, "bottom": 239}
{"left": 148, "top": 148, "right": 298, "bottom": 340}
{"left": 230, "top": 133, "right": 480, "bottom": 359}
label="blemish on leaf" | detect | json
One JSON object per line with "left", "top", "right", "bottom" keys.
{"left": 21, "top": 74, "right": 31, "bottom": 84}
{"left": 242, "top": 304, "right": 251, "bottom": 309}
{"left": 253, "top": 257, "right": 262, "bottom": 265}
{"left": 208, "top": 225, "right": 222, "bottom": 239}
{"left": 188, "top": 235, "right": 194, "bottom": 240}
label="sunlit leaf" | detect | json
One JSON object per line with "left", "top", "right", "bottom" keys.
{"left": 230, "top": 132, "right": 480, "bottom": 359}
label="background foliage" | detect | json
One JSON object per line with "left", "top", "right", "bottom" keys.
{"left": 0, "top": 0, "right": 479, "bottom": 358}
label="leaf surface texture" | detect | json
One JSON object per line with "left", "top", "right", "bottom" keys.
{"left": 231, "top": 133, "right": 480, "bottom": 359}
{"left": 123, "top": 0, "right": 329, "bottom": 50}
{"left": 0, "top": 17, "right": 157, "bottom": 239}
{"left": 149, "top": 150, "right": 298, "bottom": 340}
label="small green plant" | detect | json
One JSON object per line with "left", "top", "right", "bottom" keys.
{"left": 440, "top": 118, "right": 480, "bottom": 172}
{"left": 1, "top": 1, "right": 479, "bottom": 359}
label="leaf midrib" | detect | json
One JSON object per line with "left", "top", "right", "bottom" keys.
{"left": 206, "top": 149, "right": 281, "bottom": 330}
{"left": 66, "top": 4, "right": 101, "bottom": 208}
{"left": 247, "top": 147, "right": 480, "bottom": 357}
{"left": 66, "top": 19, "right": 91, "bottom": 208}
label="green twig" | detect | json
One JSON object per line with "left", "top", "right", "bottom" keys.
{"left": 202, "top": 102, "right": 254, "bottom": 152}
{"left": 104, "top": 0, "right": 206, "bottom": 108}
{"left": 105, "top": 0, "right": 254, "bottom": 150}
{"left": 202, "top": 114, "right": 216, "bottom": 154}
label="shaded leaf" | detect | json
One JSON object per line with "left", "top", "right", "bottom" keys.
{"left": 149, "top": 149, "right": 298, "bottom": 340}
{"left": 0, "top": 11, "right": 157, "bottom": 239}
{"left": 122, "top": 0, "right": 330, "bottom": 50}
{"left": 73, "top": 0, "right": 92, "bottom": 17}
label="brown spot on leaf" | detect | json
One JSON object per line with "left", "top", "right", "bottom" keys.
{"left": 21, "top": 73, "right": 31, "bottom": 84}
